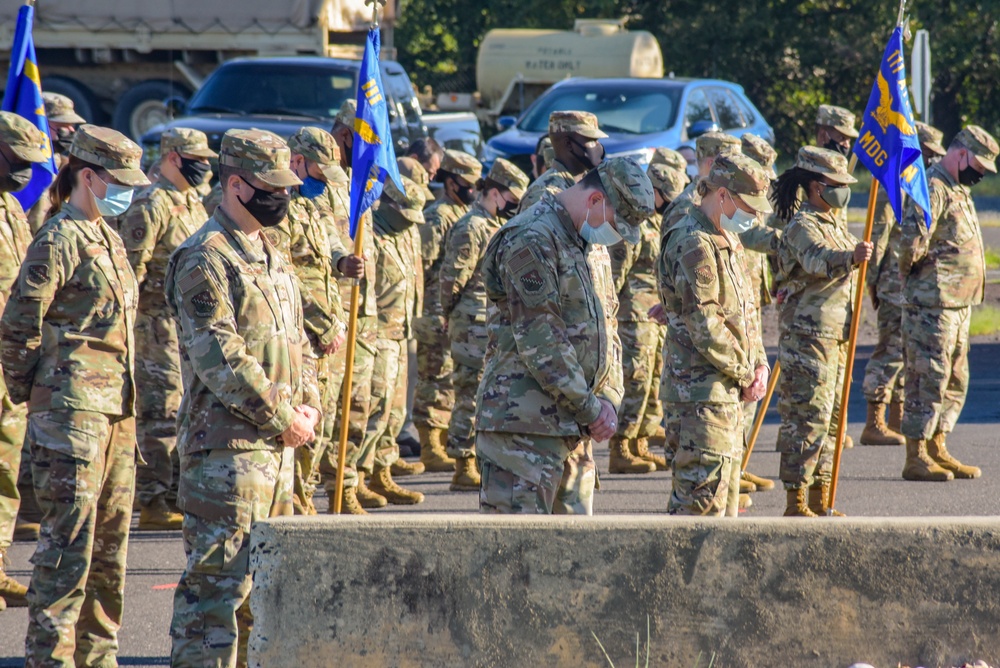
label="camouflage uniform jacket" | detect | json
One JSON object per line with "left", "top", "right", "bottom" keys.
{"left": 899, "top": 163, "right": 985, "bottom": 309}
{"left": 658, "top": 207, "right": 765, "bottom": 403}
{"left": 478, "top": 193, "right": 623, "bottom": 436}
{"left": 776, "top": 202, "right": 859, "bottom": 340}
{"left": 660, "top": 179, "right": 701, "bottom": 230}
{"left": 119, "top": 181, "right": 206, "bottom": 318}
{"left": 202, "top": 182, "right": 223, "bottom": 217}
{"left": 867, "top": 188, "right": 903, "bottom": 304}
{"left": 517, "top": 159, "right": 577, "bottom": 211}
{"left": 420, "top": 197, "right": 468, "bottom": 318}
{"left": 439, "top": 201, "right": 500, "bottom": 323}
{"left": 164, "top": 206, "right": 319, "bottom": 454}
{"left": 321, "top": 185, "right": 378, "bottom": 318}
{"left": 372, "top": 209, "right": 420, "bottom": 341}
{"left": 610, "top": 215, "right": 661, "bottom": 322}
{"left": 739, "top": 221, "right": 782, "bottom": 307}
{"left": 1, "top": 203, "right": 138, "bottom": 416}
{"left": 264, "top": 192, "right": 346, "bottom": 351}
{"left": 0, "top": 192, "right": 33, "bottom": 403}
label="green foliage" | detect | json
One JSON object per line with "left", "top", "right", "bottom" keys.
{"left": 985, "top": 247, "right": 1000, "bottom": 270}
{"left": 396, "top": 0, "right": 1000, "bottom": 156}
{"left": 970, "top": 305, "right": 1000, "bottom": 337}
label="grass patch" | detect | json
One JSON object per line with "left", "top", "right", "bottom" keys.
{"left": 985, "top": 247, "right": 1000, "bottom": 270}
{"left": 970, "top": 305, "right": 1000, "bottom": 337}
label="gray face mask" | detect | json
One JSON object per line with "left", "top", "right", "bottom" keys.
{"left": 579, "top": 201, "right": 622, "bottom": 247}
{"left": 820, "top": 183, "right": 851, "bottom": 210}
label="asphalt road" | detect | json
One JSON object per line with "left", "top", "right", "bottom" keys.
{"left": 3, "top": 342, "right": 1000, "bottom": 666}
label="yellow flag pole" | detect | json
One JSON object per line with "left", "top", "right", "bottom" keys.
{"left": 741, "top": 361, "right": 780, "bottom": 471}
{"left": 827, "top": 180, "right": 879, "bottom": 514}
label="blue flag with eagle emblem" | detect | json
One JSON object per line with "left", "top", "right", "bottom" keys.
{"left": 348, "top": 26, "right": 403, "bottom": 239}
{"left": 2, "top": 3, "right": 57, "bottom": 211}
{"left": 853, "top": 26, "right": 931, "bottom": 228}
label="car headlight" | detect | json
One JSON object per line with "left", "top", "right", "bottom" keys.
{"left": 606, "top": 147, "right": 655, "bottom": 168}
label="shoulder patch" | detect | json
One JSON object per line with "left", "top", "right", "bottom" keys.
{"left": 693, "top": 264, "right": 715, "bottom": 287}
{"left": 507, "top": 246, "right": 536, "bottom": 273}
{"left": 681, "top": 246, "right": 710, "bottom": 269}
{"left": 177, "top": 265, "right": 207, "bottom": 294}
{"left": 190, "top": 290, "right": 219, "bottom": 319}
{"left": 519, "top": 269, "right": 545, "bottom": 293}
{"left": 131, "top": 225, "right": 146, "bottom": 242}
{"left": 25, "top": 263, "right": 49, "bottom": 288}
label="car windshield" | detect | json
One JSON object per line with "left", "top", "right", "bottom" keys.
{"left": 519, "top": 85, "right": 681, "bottom": 135}
{"left": 187, "top": 64, "right": 356, "bottom": 119}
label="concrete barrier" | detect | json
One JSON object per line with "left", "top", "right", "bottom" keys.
{"left": 248, "top": 515, "right": 1000, "bottom": 667}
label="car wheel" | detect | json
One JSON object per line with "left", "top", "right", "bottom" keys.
{"left": 113, "top": 80, "right": 191, "bottom": 140}
{"left": 40, "top": 76, "right": 103, "bottom": 124}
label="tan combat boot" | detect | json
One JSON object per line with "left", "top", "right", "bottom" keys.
{"left": 739, "top": 477, "right": 756, "bottom": 494}
{"left": 450, "top": 456, "right": 481, "bottom": 492}
{"left": 356, "top": 471, "right": 388, "bottom": 509}
{"left": 0, "top": 549, "right": 28, "bottom": 608}
{"left": 738, "top": 493, "right": 753, "bottom": 511}
{"left": 608, "top": 437, "right": 655, "bottom": 474}
{"left": 888, "top": 400, "right": 904, "bottom": 433}
{"left": 137, "top": 496, "right": 184, "bottom": 531}
{"left": 742, "top": 470, "right": 775, "bottom": 491}
{"left": 417, "top": 425, "right": 456, "bottom": 472}
{"left": 902, "top": 437, "right": 954, "bottom": 482}
{"left": 808, "top": 482, "right": 845, "bottom": 517}
{"left": 843, "top": 435, "right": 854, "bottom": 449}
{"left": 860, "top": 402, "right": 905, "bottom": 446}
{"left": 368, "top": 465, "right": 424, "bottom": 505}
{"left": 391, "top": 458, "right": 426, "bottom": 477}
{"left": 783, "top": 488, "right": 818, "bottom": 517}
{"left": 336, "top": 486, "right": 367, "bottom": 515}
{"left": 927, "top": 432, "right": 981, "bottom": 479}
{"left": 648, "top": 424, "right": 667, "bottom": 450}
{"left": 631, "top": 437, "right": 667, "bottom": 470}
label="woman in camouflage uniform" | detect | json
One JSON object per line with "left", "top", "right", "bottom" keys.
{"left": 772, "top": 146, "right": 872, "bottom": 517}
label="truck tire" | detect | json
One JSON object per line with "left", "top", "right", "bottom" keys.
{"left": 114, "top": 80, "right": 190, "bottom": 140}
{"left": 40, "top": 76, "right": 102, "bottom": 124}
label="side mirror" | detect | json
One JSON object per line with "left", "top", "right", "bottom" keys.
{"left": 497, "top": 116, "right": 516, "bottom": 131}
{"left": 164, "top": 96, "right": 186, "bottom": 116}
{"left": 687, "top": 120, "right": 720, "bottom": 140}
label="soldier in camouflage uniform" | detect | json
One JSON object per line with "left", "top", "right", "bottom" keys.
{"left": 650, "top": 146, "right": 689, "bottom": 174}
{"left": 530, "top": 135, "right": 555, "bottom": 180}
{"left": 413, "top": 149, "right": 481, "bottom": 467}
{"left": 361, "top": 177, "right": 427, "bottom": 505}
{"left": 897, "top": 125, "right": 998, "bottom": 483}
{"left": 477, "top": 158, "right": 651, "bottom": 515}
{"left": 609, "top": 163, "right": 684, "bottom": 476}
{"left": 0, "top": 125, "right": 149, "bottom": 664}
{"left": 166, "top": 129, "right": 320, "bottom": 667}
{"left": 26, "top": 92, "right": 85, "bottom": 233}
{"left": 860, "top": 122, "right": 947, "bottom": 447}
{"left": 771, "top": 147, "right": 872, "bottom": 516}
{"left": 814, "top": 105, "right": 858, "bottom": 231}
{"left": 440, "top": 158, "right": 529, "bottom": 492}
{"left": 0, "top": 113, "right": 49, "bottom": 611}
{"left": 120, "top": 127, "right": 216, "bottom": 531}
{"left": 518, "top": 111, "right": 607, "bottom": 211}
{"left": 657, "top": 155, "right": 771, "bottom": 516}
{"left": 661, "top": 132, "right": 742, "bottom": 227}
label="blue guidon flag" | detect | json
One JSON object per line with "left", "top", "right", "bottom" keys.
{"left": 1, "top": 2, "right": 57, "bottom": 210}
{"left": 853, "top": 26, "right": 931, "bottom": 228}
{"left": 348, "top": 26, "right": 404, "bottom": 239}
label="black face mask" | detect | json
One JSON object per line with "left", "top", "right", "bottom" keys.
{"left": 0, "top": 152, "right": 32, "bottom": 192}
{"left": 498, "top": 198, "right": 518, "bottom": 220}
{"left": 824, "top": 139, "right": 851, "bottom": 158}
{"left": 238, "top": 177, "right": 290, "bottom": 227}
{"left": 454, "top": 181, "right": 475, "bottom": 206}
{"left": 958, "top": 154, "right": 985, "bottom": 187}
{"left": 655, "top": 199, "right": 671, "bottom": 215}
{"left": 54, "top": 127, "right": 75, "bottom": 155}
{"left": 178, "top": 156, "right": 211, "bottom": 188}
{"left": 570, "top": 137, "right": 605, "bottom": 170}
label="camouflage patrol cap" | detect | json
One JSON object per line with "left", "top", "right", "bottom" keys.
{"left": 954, "top": 125, "right": 999, "bottom": 173}
{"left": 536, "top": 135, "right": 555, "bottom": 170}
{"left": 596, "top": 157, "right": 654, "bottom": 244}
{"left": 219, "top": 129, "right": 301, "bottom": 188}
{"left": 383, "top": 176, "right": 427, "bottom": 224}
{"left": 288, "top": 126, "right": 342, "bottom": 183}
{"left": 487, "top": 158, "right": 529, "bottom": 201}
{"left": 740, "top": 134, "right": 777, "bottom": 169}
{"left": 160, "top": 127, "right": 217, "bottom": 158}
{"left": 707, "top": 153, "right": 773, "bottom": 214}
{"left": 70, "top": 124, "right": 150, "bottom": 186}
{"left": 334, "top": 99, "right": 357, "bottom": 129}
{"left": 548, "top": 110, "right": 608, "bottom": 139}
{"left": 816, "top": 104, "right": 859, "bottom": 138}
{"left": 649, "top": 147, "right": 687, "bottom": 172}
{"left": 42, "top": 92, "right": 85, "bottom": 124}
{"left": 914, "top": 121, "right": 946, "bottom": 156}
{"left": 0, "top": 111, "right": 48, "bottom": 163}
{"left": 439, "top": 149, "right": 482, "bottom": 187}
{"left": 695, "top": 132, "right": 741, "bottom": 161}
{"left": 646, "top": 164, "right": 687, "bottom": 202}
{"left": 397, "top": 156, "right": 435, "bottom": 199}
{"left": 794, "top": 145, "right": 857, "bottom": 185}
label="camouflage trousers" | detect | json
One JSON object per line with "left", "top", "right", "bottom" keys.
{"left": 862, "top": 298, "right": 905, "bottom": 404}
{"left": 134, "top": 313, "right": 184, "bottom": 507}
{"left": 446, "top": 360, "right": 482, "bottom": 460}
{"left": 413, "top": 316, "right": 454, "bottom": 430}
{"left": 665, "top": 402, "right": 743, "bottom": 517}
{"left": 319, "top": 316, "right": 376, "bottom": 491}
{"left": 616, "top": 320, "right": 666, "bottom": 440}
{"left": 24, "top": 411, "right": 136, "bottom": 668}
{"left": 902, "top": 305, "right": 971, "bottom": 441}
{"left": 364, "top": 338, "right": 408, "bottom": 471}
{"left": 477, "top": 431, "right": 595, "bottom": 515}
{"left": 0, "top": 398, "right": 26, "bottom": 550}
{"left": 293, "top": 353, "right": 342, "bottom": 513}
{"left": 776, "top": 331, "right": 847, "bottom": 490}
{"left": 171, "top": 447, "right": 293, "bottom": 668}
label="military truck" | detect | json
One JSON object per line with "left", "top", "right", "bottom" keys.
{"left": 0, "top": 0, "right": 398, "bottom": 139}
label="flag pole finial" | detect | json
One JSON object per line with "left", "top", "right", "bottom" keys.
{"left": 365, "top": 0, "right": 387, "bottom": 29}
{"left": 897, "top": 0, "right": 907, "bottom": 27}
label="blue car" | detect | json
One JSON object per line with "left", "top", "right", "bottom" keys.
{"left": 483, "top": 77, "right": 774, "bottom": 176}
